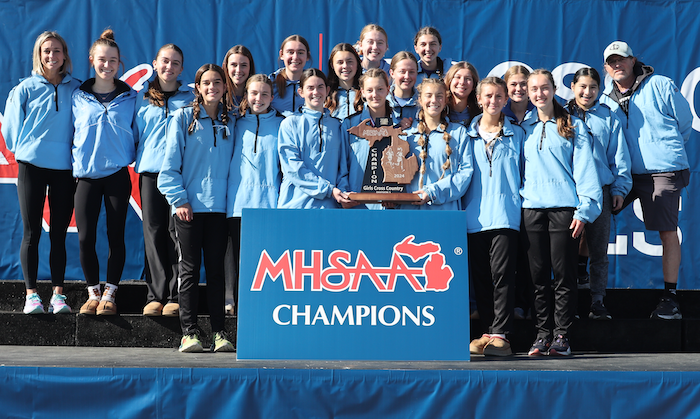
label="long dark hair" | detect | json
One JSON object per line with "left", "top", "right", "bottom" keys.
{"left": 145, "top": 43, "right": 183, "bottom": 107}
{"left": 222, "top": 45, "right": 256, "bottom": 108}
{"left": 325, "top": 43, "right": 361, "bottom": 113}
{"left": 275, "top": 35, "right": 310, "bottom": 98}
{"left": 529, "top": 69, "right": 575, "bottom": 140}
{"left": 188, "top": 64, "right": 230, "bottom": 138}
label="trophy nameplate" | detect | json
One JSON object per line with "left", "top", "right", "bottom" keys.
{"left": 347, "top": 118, "right": 420, "bottom": 203}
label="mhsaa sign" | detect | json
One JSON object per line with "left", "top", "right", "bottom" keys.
{"left": 237, "top": 209, "right": 470, "bottom": 361}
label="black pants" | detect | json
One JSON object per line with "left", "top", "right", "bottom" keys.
{"left": 226, "top": 217, "right": 242, "bottom": 309}
{"left": 17, "top": 161, "right": 75, "bottom": 289}
{"left": 140, "top": 173, "right": 178, "bottom": 303}
{"left": 74, "top": 168, "right": 131, "bottom": 286}
{"left": 468, "top": 229, "right": 518, "bottom": 335}
{"left": 175, "top": 213, "right": 228, "bottom": 335}
{"left": 521, "top": 208, "right": 578, "bottom": 339}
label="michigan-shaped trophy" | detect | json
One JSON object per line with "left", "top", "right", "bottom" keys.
{"left": 347, "top": 117, "right": 420, "bottom": 203}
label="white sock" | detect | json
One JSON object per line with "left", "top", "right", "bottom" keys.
{"left": 490, "top": 334, "right": 506, "bottom": 340}
{"left": 87, "top": 285, "right": 101, "bottom": 301}
{"left": 101, "top": 284, "right": 118, "bottom": 302}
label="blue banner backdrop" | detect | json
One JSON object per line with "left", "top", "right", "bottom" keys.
{"left": 0, "top": 0, "right": 699, "bottom": 288}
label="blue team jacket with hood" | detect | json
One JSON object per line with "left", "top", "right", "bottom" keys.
{"left": 396, "top": 119, "right": 473, "bottom": 210}
{"left": 158, "top": 104, "right": 235, "bottom": 214}
{"left": 1, "top": 73, "right": 81, "bottom": 170}
{"left": 331, "top": 87, "right": 358, "bottom": 121}
{"left": 415, "top": 56, "right": 453, "bottom": 85}
{"left": 564, "top": 101, "right": 632, "bottom": 198}
{"left": 278, "top": 107, "right": 350, "bottom": 209}
{"left": 134, "top": 81, "right": 194, "bottom": 174}
{"left": 599, "top": 73, "right": 692, "bottom": 175}
{"left": 71, "top": 79, "right": 137, "bottom": 179}
{"left": 269, "top": 68, "right": 303, "bottom": 117}
{"left": 387, "top": 86, "right": 419, "bottom": 121}
{"left": 226, "top": 108, "right": 285, "bottom": 217}
{"left": 520, "top": 114, "right": 602, "bottom": 224}
{"left": 462, "top": 115, "right": 524, "bottom": 233}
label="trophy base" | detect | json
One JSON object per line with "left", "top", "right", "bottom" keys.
{"left": 348, "top": 192, "right": 422, "bottom": 203}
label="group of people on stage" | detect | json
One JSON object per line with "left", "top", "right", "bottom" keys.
{"left": 2, "top": 24, "right": 691, "bottom": 356}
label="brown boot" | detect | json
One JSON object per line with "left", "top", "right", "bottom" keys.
{"left": 469, "top": 334, "right": 491, "bottom": 355}
{"left": 80, "top": 299, "right": 100, "bottom": 315}
{"left": 143, "top": 301, "right": 163, "bottom": 316}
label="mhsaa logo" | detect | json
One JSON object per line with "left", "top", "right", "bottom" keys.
{"left": 251, "top": 235, "right": 455, "bottom": 293}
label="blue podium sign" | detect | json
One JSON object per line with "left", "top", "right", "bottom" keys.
{"left": 237, "top": 209, "right": 470, "bottom": 361}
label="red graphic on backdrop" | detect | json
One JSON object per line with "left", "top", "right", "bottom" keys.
{"left": 0, "top": 65, "right": 154, "bottom": 230}
{"left": 252, "top": 235, "right": 455, "bottom": 292}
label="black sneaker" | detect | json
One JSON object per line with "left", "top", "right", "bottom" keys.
{"left": 651, "top": 297, "right": 682, "bottom": 320}
{"left": 528, "top": 337, "right": 551, "bottom": 356}
{"left": 549, "top": 334, "right": 572, "bottom": 356}
{"left": 589, "top": 301, "right": 612, "bottom": 320}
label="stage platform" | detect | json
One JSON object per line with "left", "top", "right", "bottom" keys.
{"left": 2, "top": 347, "right": 700, "bottom": 418}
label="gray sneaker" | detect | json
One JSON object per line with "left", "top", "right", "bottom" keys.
{"left": 650, "top": 297, "right": 682, "bottom": 320}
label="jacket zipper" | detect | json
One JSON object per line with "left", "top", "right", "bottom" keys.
{"left": 54, "top": 84, "right": 59, "bottom": 111}
{"left": 539, "top": 122, "right": 546, "bottom": 150}
{"left": 254, "top": 114, "right": 260, "bottom": 153}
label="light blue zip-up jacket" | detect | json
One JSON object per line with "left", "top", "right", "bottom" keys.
{"left": 462, "top": 115, "right": 524, "bottom": 233}
{"left": 565, "top": 101, "right": 632, "bottom": 198}
{"left": 415, "top": 56, "right": 453, "bottom": 85}
{"left": 600, "top": 73, "right": 692, "bottom": 175}
{"left": 278, "top": 107, "right": 350, "bottom": 209}
{"left": 396, "top": 119, "right": 473, "bottom": 210}
{"left": 345, "top": 107, "right": 399, "bottom": 210}
{"left": 227, "top": 109, "right": 285, "bottom": 217}
{"left": 269, "top": 68, "right": 303, "bottom": 117}
{"left": 158, "top": 104, "right": 235, "bottom": 214}
{"left": 448, "top": 107, "right": 471, "bottom": 126}
{"left": 71, "top": 79, "right": 137, "bottom": 179}
{"left": 331, "top": 87, "right": 357, "bottom": 121}
{"left": 387, "top": 86, "right": 419, "bottom": 121}
{"left": 134, "top": 81, "right": 194, "bottom": 174}
{"left": 1, "top": 73, "right": 81, "bottom": 170}
{"left": 521, "top": 114, "right": 602, "bottom": 224}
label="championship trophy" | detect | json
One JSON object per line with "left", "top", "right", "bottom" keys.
{"left": 347, "top": 117, "right": 420, "bottom": 203}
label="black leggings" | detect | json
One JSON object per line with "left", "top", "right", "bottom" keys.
{"left": 74, "top": 168, "right": 131, "bottom": 286}
{"left": 17, "top": 161, "right": 75, "bottom": 289}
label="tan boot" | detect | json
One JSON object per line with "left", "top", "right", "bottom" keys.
{"left": 79, "top": 299, "right": 100, "bottom": 315}
{"left": 143, "top": 301, "right": 164, "bottom": 316}
{"left": 96, "top": 300, "right": 117, "bottom": 316}
{"left": 162, "top": 302, "right": 180, "bottom": 317}
{"left": 483, "top": 336, "right": 513, "bottom": 357}
{"left": 469, "top": 334, "right": 491, "bottom": 355}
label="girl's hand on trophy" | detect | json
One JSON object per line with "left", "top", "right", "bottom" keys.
{"left": 412, "top": 191, "right": 431, "bottom": 205}
{"left": 333, "top": 188, "right": 353, "bottom": 206}
{"left": 399, "top": 117, "right": 413, "bottom": 130}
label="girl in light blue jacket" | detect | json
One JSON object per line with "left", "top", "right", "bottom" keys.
{"left": 395, "top": 78, "right": 473, "bottom": 211}
{"left": 270, "top": 35, "right": 310, "bottom": 116}
{"left": 134, "top": 44, "right": 194, "bottom": 318}
{"left": 278, "top": 68, "right": 351, "bottom": 209}
{"left": 522, "top": 69, "right": 602, "bottom": 357}
{"left": 72, "top": 29, "right": 137, "bottom": 317}
{"left": 345, "top": 68, "right": 399, "bottom": 210}
{"left": 1, "top": 31, "right": 79, "bottom": 315}
{"left": 565, "top": 67, "right": 631, "bottom": 320}
{"left": 387, "top": 52, "right": 420, "bottom": 124}
{"left": 325, "top": 43, "right": 361, "bottom": 121}
{"left": 226, "top": 74, "right": 284, "bottom": 308}
{"left": 445, "top": 62, "right": 480, "bottom": 126}
{"left": 158, "top": 64, "right": 235, "bottom": 353}
{"left": 464, "top": 77, "right": 524, "bottom": 357}
{"left": 222, "top": 45, "right": 255, "bottom": 115}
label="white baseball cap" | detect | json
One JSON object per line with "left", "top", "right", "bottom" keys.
{"left": 604, "top": 41, "right": 633, "bottom": 62}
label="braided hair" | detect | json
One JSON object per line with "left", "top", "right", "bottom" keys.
{"left": 188, "top": 64, "right": 231, "bottom": 138}
{"left": 416, "top": 78, "right": 452, "bottom": 189}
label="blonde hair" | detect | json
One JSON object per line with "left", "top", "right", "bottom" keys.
{"left": 503, "top": 65, "right": 530, "bottom": 84}
{"left": 357, "top": 24, "right": 388, "bottom": 51}
{"left": 32, "top": 31, "right": 72, "bottom": 77}
{"left": 416, "top": 78, "right": 452, "bottom": 190}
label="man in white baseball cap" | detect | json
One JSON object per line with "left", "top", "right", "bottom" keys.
{"left": 599, "top": 41, "right": 692, "bottom": 320}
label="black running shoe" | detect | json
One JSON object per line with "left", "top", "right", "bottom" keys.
{"left": 589, "top": 301, "right": 612, "bottom": 320}
{"left": 650, "top": 297, "right": 682, "bottom": 320}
